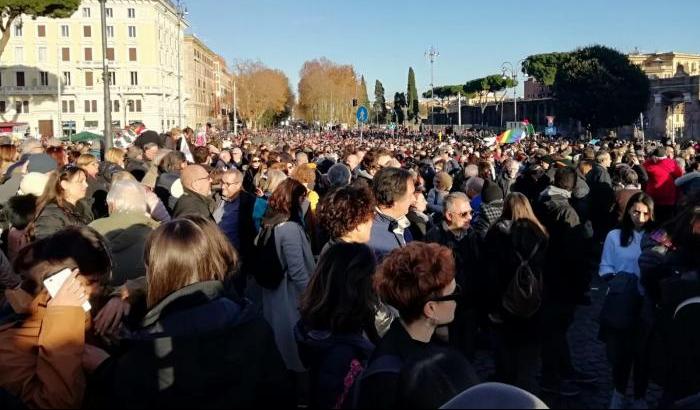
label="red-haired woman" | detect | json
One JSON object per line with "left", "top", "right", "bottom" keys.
{"left": 354, "top": 242, "right": 472, "bottom": 409}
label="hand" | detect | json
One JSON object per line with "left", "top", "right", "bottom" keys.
{"left": 255, "top": 188, "right": 264, "bottom": 198}
{"left": 82, "top": 344, "right": 110, "bottom": 374}
{"left": 47, "top": 270, "right": 88, "bottom": 309}
{"left": 94, "top": 297, "right": 131, "bottom": 337}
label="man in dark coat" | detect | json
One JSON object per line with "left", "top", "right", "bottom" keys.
{"left": 535, "top": 167, "right": 596, "bottom": 397}
{"left": 367, "top": 167, "right": 415, "bottom": 261}
{"left": 426, "top": 192, "right": 481, "bottom": 360}
{"left": 173, "top": 165, "right": 215, "bottom": 220}
{"left": 586, "top": 151, "right": 616, "bottom": 240}
{"left": 214, "top": 170, "right": 256, "bottom": 294}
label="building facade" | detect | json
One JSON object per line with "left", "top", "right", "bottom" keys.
{"left": 0, "top": 0, "right": 188, "bottom": 138}
{"left": 629, "top": 51, "right": 700, "bottom": 79}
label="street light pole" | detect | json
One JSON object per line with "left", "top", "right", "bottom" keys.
{"left": 233, "top": 80, "right": 237, "bottom": 136}
{"left": 176, "top": 0, "right": 187, "bottom": 129}
{"left": 425, "top": 46, "right": 440, "bottom": 127}
{"left": 99, "top": 0, "right": 112, "bottom": 150}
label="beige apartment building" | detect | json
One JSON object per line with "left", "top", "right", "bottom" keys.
{"left": 0, "top": 0, "right": 186, "bottom": 138}
{"left": 629, "top": 51, "right": 700, "bottom": 79}
{"left": 183, "top": 35, "right": 234, "bottom": 131}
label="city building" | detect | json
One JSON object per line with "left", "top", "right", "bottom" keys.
{"left": 184, "top": 35, "right": 234, "bottom": 131}
{"left": 0, "top": 0, "right": 188, "bottom": 138}
{"left": 628, "top": 51, "right": 700, "bottom": 79}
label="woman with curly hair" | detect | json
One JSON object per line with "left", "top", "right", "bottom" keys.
{"left": 317, "top": 184, "right": 375, "bottom": 256}
{"left": 355, "top": 242, "right": 473, "bottom": 409}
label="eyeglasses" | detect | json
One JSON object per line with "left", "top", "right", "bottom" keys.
{"left": 428, "top": 284, "right": 462, "bottom": 303}
{"left": 222, "top": 180, "right": 242, "bottom": 187}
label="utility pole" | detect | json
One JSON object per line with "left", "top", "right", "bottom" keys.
{"left": 233, "top": 80, "right": 238, "bottom": 136}
{"left": 176, "top": 0, "right": 187, "bottom": 128}
{"left": 425, "top": 46, "right": 439, "bottom": 126}
{"left": 458, "top": 91, "right": 462, "bottom": 127}
{"left": 99, "top": 0, "right": 112, "bottom": 149}
{"left": 57, "top": 44, "right": 62, "bottom": 140}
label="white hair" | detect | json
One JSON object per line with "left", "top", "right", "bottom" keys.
{"left": 444, "top": 192, "right": 469, "bottom": 214}
{"left": 107, "top": 180, "right": 148, "bottom": 214}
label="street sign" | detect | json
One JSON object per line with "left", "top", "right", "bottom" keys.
{"left": 356, "top": 106, "right": 369, "bottom": 124}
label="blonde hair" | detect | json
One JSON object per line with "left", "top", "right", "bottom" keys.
{"left": 77, "top": 154, "right": 97, "bottom": 168}
{"left": 501, "top": 192, "right": 548, "bottom": 237}
{"left": 105, "top": 147, "right": 126, "bottom": 164}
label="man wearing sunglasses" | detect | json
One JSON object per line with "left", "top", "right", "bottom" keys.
{"left": 426, "top": 192, "right": 480, "bottom": 361}
{"left": 173, "top": 165, "right": 216, "bottom": 221}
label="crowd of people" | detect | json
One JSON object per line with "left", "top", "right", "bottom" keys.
{"left": 0, "top": 124, "right": 698, "bottom": 409}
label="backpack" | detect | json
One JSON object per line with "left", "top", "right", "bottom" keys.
{"left": 347, "top": 355, "right": 403, "bottom": 409}
{"left": 502, "top": 242, "right": 543, "bottom": 319}
{"left": 251, "top": 223, "right": 285, "bottom": 289}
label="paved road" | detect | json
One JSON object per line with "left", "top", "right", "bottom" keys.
{"left": 473, "top": 277, "right": 663, "bottom": 409}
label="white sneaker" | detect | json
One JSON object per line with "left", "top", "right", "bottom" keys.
{"left": 609, "top": 391, "right": 626, "bottom": 409}
{"left": 631, "top": 399, "right": 648, "bottom": 410}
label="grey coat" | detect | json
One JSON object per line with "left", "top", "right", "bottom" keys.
{"left": 262, "top": 221, "right": 314, "bottom": 372}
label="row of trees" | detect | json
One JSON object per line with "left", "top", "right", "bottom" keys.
{"left": 522, "top": 45, "right": 650, "bottom": 131}
{"left": 296, "top": 58, "right": 362, "bottom": 125}
{"left": 234, "top": 61, "right": 294, "bottom": 130}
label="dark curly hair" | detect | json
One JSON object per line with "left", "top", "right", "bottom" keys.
{"left": 374, "top": 242, "right": 455, "bottom": 323}
{"left": 318, "top": 185, "right": 375, "bottom": 239}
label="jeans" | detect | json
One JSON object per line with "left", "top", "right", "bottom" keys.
{"left": 541, "top": 302, "right": 577, "bottom": 385}
{"left": 605, "top": 329, "right": 650, "bottom": 399}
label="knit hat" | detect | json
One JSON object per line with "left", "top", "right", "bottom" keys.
{"left": 27, "top": 154, "right": 58, "bottom": 174}
{"left": 482, "top": 181, "right": 504, "bottom": 203}
{"left": 327, "top": 163, "right": 351, "bottom": 188}
{"left": 19, "top": 172, "right": 50, "bottom": 196}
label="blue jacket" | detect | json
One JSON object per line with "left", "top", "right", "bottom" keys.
{"left": 367, "top": 212, "right": 412, "bottom": 261}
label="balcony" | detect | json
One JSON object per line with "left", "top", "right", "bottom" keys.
{"left": 0, "top": 85, "right": 58, "bottom": 95}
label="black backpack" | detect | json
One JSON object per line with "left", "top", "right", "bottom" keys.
{"left": 502, "top": 242, "right": 543, "bottom": 319}
{"left": 251, "top": 223, "right": 286, "bottom": 289}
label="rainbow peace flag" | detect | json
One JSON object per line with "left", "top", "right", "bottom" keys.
{"left": 497, "top": 129, "right": 527, "bottom": 144}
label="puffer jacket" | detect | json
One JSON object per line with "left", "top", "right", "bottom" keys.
{"left": 34, "top": 202, "right": 93, "bottom": 240}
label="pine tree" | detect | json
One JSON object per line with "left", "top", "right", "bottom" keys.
{"left": 407, "top": 67, "right": 420, "bottom": 123}
{"left": 359, "top": 76, "right": 370, "bottom": 109}
{"left": 373, "top": 80, "right": 388, "bottom": 124}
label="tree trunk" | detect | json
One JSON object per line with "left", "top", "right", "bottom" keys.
{"left": 0, "top": 15, "right": 17, "bottom": 60}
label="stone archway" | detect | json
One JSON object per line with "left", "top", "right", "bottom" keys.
{"left": 648, "top": 76, "right": 700, "bottom": 141}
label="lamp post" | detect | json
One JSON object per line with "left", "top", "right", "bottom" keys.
{"left": 501, "top": 60, "right": 526, "bottom": 125}
{"left": 176, "top": 0, "right": 187, "bottom": 128}
{"left": 98, "top": 0, "right": 112, "bottom": 149}
{"left": 425, "top": 46, "right": 440, "bottom": 126}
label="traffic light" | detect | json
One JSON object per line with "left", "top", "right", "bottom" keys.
{"left": 352, "top": 99, "right": 358, "bottom": 107}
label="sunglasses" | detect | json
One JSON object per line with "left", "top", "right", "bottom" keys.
{"left": 428, "top": 284, "right": 462, "bottom": 303}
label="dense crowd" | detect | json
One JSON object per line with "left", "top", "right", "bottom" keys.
{"left": 0, "top": 124, "right": 698, "bottom": 409}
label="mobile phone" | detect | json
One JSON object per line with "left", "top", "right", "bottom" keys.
{"left": 43, "top": 268, "right": 91, "bottom": 312}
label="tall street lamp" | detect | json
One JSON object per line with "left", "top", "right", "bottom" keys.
{"left": 98, "top": 0, "right": 112, "bottom": 150}
{"left": 176, "top": 0, "right": 188, "bottom": 128}
{"left": 501, "top": 59, "right": 526, "bottom": 125}
{"left": 425, "top": 46, "right": 439, "bottom": 126}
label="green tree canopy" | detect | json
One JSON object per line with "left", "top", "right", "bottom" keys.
{"left": 1, "top": 0, "right": 81, "bottom": 57}
{"left": 373, "top": 80, "right": 388, "bottom": 123}
{"left": 359, "top": 75, "right": 370, "bottom": 109}
{"left": 407, "top": 67, "right": 419, "bottom": 123}
{"left": 393, "top": 92, "right": 406, "bottom": 124}
{"left": 522, "top": 52, "right": 571, "bottom": 86}
{"left": 552, "top": 45, "right": 650, "bottom": 132}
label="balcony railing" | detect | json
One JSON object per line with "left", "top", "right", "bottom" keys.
{"left": 0, "top": 85, "right": 57, "bottom": 94}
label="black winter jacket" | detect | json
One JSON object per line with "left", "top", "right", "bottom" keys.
{"left": 88, "top": 281, "right": 293, "bottom": 409}
{"left": 34, "top": 202, "right": 93, "bottom": 240}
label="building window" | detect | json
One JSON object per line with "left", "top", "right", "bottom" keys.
{"left": 38, "top": 47, "right": 47, "bottom": 63}
{"left": 127, "top": 100, "right": 134, "bottom": 112}
{"left": 69, "top": 101, "right": 75, "bottom": 113}
{"left": 136, "top": 100, "right": 142, "bottom": 112}
{"left": 106, "top": 26, "right": 114, "bottom": 38}
{"left": 85, "top": 72, "right": 94, "bottom": 87}
{"left": 92, "top": 100, "right": 97, "bottom": 112}
{"left": 40, "top": 71, "right": 49, "bottom": 86}
{"left": 83, "top": 26, "right": 91, "bottom": 37}
{"left": 14, "top": 24, "right": 22, "bottom": 37}
{"left": 109, "top": 72, "right": 115, "bottom": 85}
{"left": 62, "top": 101, "right": 68, "bottom": 113}
{"left": 129, "top": 48, "right": 137, "bottom": 62}
{"left": 23, "top": 101, "right": 29, "bottom": 114}
{"left": 113, "top": 100, "right": 120, "bottom": 112}
{"left": 84, "top": 48, "right": 93, "bottom": 61}
{"left": 130, "top": 72, "right": 138, "bottom": 86}
{"left": 16, "top": 72, "right": 25, "bottom": 87}
{"left": 0, "top": 102, "right": 5, "bottom": 114}
{"left": 37, "top": 25, "right": 46, "bottom": 37}
{"left": 15, "top": 101, "right": 22, "bottom": 114}
{"left": 83, "top": 7, "right": 91, "bottom": 18}
{"left": 128, "top": 8, "right": 136, "bottom": 18}
{"left": 62, "top": 47, "right": 70, "bottom": 62}
{"left": 85, "top": 121, "right": 99, "bottom": 128}
{"left": 14, "top": 47, "right": 23, "bottom": 64}
{"left": 61, "top": 25, "right": 69, "bottom": 37}
{"left": 106, "top": 48, "right": 115, "bottom": 61}
{"left": 63, "top": 72, "right": 71, "bottom": 86}
{"left": 128, "top": 26, "right": 136, "bottom": 38}
{"left": 105, "top": 8, "right": 113, "bottom": 18}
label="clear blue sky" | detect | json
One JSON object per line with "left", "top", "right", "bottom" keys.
{"left": 186, "top": 0, "right": 700, "bottom": 98}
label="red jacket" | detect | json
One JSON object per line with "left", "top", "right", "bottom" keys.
{"left": 644, "top": 158, "right": 683, "bottom": 206}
